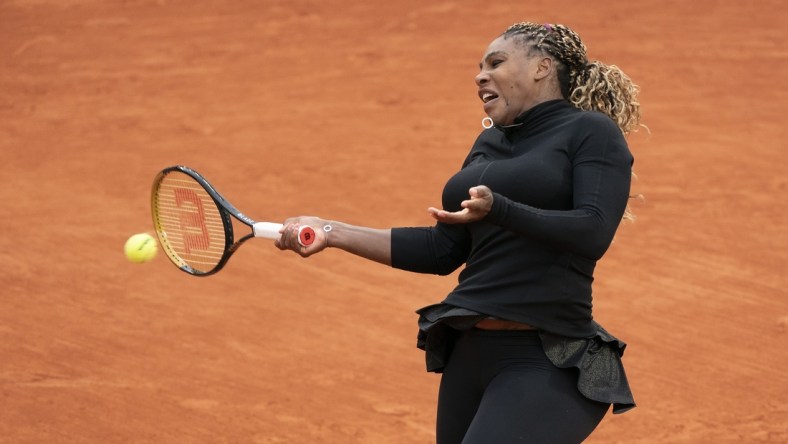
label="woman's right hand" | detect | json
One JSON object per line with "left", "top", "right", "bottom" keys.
{"left": 275, "top": 216, "right": 329, "bottom": 258}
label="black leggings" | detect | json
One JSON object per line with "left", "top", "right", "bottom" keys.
{"left": 436, "top": 329, "right": 609, "bottom": 444}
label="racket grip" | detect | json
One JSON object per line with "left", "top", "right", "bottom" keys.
{"left": 253, "top": 222, "right": 283, "bottom": 239}
{"left": 253, "top": 222, "right": 315, "bottom": 247}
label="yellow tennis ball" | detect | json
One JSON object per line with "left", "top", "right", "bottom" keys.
{"left": 124, "top": 233, "right": 158, "bottom": 264}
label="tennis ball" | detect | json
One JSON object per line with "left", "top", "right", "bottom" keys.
{"left": 124, "top": 233, "right": 158, "bottom": 264}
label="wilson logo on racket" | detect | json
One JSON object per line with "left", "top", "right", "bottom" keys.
{"left": 174, "top": 188, "right": 211, "bottom": 253}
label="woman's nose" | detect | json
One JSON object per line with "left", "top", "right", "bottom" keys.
{"left": 475, "top": 71, "right": 489, "bottom": 86}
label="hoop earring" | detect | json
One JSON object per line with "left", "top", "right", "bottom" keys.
{"left": 481, "top": 117, "right": 494, "bottom": 129}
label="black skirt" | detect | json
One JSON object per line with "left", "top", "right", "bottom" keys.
{"left": 416, "top": 303, "right": 636, "bottom": 414}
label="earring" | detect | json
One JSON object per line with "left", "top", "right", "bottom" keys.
{"left": 481, "top": 117, "right": 494, "bottom": 129}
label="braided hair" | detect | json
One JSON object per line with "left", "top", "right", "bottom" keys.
{"left": 502, "top": 22, "right": 641, "bottom": 135}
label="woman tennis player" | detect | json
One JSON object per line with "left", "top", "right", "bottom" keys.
{"left": 277, "top": 21, "right": 640, "bottom": 443}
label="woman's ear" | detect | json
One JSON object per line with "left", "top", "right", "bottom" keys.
{"left": 534, "top": 56, "right": 554, "bottom": 80}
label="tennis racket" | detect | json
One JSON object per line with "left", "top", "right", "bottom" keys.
{"left": 151, "top": 165, "right": 315, "bottom": 276}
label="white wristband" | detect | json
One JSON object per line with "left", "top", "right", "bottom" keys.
{"left": 323, "top": 223, "right": 333, "bottom": 247}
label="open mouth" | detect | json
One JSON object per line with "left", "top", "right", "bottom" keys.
{"left": 481, "top": 92, "right": 499, "bottom": 103}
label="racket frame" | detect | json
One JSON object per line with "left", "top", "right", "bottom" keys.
{"left": 151, "top": 165, "right": 287, "bottom": 276}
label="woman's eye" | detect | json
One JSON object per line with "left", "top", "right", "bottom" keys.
{"left": 491, "top": 60, "right": 503, "bottom": 67}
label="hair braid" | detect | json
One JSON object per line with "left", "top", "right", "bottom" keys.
{"left": 503, "top": 22, "right": 642, "bottom": 135}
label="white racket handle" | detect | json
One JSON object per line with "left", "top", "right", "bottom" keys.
{"left": 253, "top": 222, "right": 283, "bottom": 239}
{"left": 253, "top": 222, "right": 315, "bottom": 246}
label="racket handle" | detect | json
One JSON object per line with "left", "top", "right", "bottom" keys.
{"left": 253, "top": 222, "right": 315, "bottom": 247}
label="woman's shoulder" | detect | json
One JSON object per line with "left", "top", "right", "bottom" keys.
{"left": 565, "top": 110, "right": 629, "bottom": 150}
{"left": 569, "top": 108, "right": 621, "bottom": 132}
{"left": 565, "top": 109, "right": 632, "bottom": 161}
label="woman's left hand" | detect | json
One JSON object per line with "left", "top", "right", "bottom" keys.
{"left": 428, "top": 185, "right": 494, "bottom": 224}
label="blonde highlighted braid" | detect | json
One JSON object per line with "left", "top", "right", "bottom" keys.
{"left": 503, "top": 22, "right": 643, "bottom": 220}
{"left": 503, "top": 22, "right": 642, "bottom": 135}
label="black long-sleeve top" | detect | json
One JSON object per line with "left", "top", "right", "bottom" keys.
{"left": 391, "top": 99, "right": 634, "bottom": 338}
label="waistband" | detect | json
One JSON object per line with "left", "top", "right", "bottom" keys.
{"left": 474, "top": 318, "right": 537, "bottom": 331}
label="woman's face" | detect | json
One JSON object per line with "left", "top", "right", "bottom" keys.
{"left": 476, "top": 35, "right": 545, "bottom": 126}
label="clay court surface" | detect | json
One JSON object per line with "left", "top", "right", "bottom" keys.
{"left": 1, "top": 0, "right": 786, "bottom": 442}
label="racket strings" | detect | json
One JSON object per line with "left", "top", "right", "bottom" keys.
{"left": 153, "top": 173, "right": 227, "bottom": 273}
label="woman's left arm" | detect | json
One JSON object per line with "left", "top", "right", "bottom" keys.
{"left": 431, "top": 117, "right": 633, "bottom": 260}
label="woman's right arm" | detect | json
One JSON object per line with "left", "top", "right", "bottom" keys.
{"left": 277, "top": 217, "right": 471, "bottom": 275}
{"left": 276, "top": 217, "right": 392, "bottom": 266}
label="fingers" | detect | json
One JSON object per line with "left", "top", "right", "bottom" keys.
{"left": 428, "top": 186, "right": 493, "bottom": 224}
{"left": 468, "top": 185, "right": 485, "bottom": 198}
{"left": 466, "top": 185, "right": 492, "bottom": 203}
{"left": 276, "top": 217, "right": 327, "bottom": 258}
{"left": 463, "top": 186, "right": 493, "bottom": 213}
{"left": 429, "top": 206, "right": 470, "bottom": 224}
